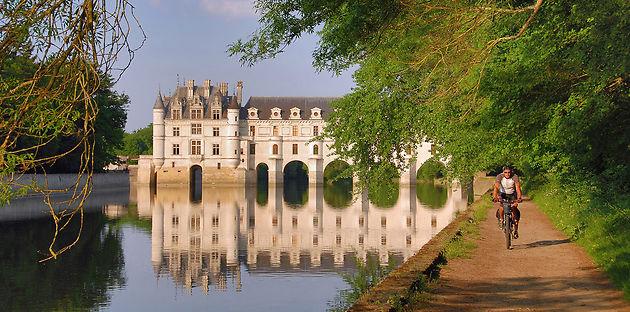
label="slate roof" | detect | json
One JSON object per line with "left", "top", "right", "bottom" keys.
{"left": 242, "top": 97, "right": 338, "bottom": 120}
{"left": 162, "top": 86, "right": 237, "bottom": 119}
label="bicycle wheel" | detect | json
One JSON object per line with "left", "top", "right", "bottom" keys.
{"left": 504, "top": 216, "right": 512, "bottom": 249}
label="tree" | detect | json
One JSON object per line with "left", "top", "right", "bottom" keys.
{"left": 117, "top": 124, "right": 153, "bottom": 160}
{"left": 231, "top": 0, "right": 629, "bottom": 191}
{"left": 0, "top": 0, "right": 143, "bottom": 260}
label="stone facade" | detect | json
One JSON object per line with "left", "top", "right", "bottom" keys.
{"left": 137, "top": 79, "right": 434, "bottom": 186}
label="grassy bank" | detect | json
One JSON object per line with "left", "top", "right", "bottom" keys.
{"left": 530, "top": 181, "right": 630, "bottom": 299}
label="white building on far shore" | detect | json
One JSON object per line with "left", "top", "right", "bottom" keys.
{"left": 136, "top": 79, "right": 434, "bottom": 186}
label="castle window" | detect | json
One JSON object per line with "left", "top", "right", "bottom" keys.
{"left": 292, "top": 144, "right": 298, "bottom": 154}
{"left": 381, "top": 216, "right": 387, "bottom": 228}
{"left": 359, "top": 216, "right": 365, "bottom": 227}
{"left": 272, "top": 144, "right": 279, "bottom": 155}
{"left": 250, "top": 144, "right": 256, "bottom": 155}
{"left": 271, "top": 107, "right": 282, "bottom": 119}
{"left": 313, "top": 126, "right": 319, "bottom": 136}
{"left": 172, "top": 144, "right": 180, "bottom": 155}
{"left": 212, "top": 144, "right": 220, "bottom": 155}
{"left": 172, "top": 109, "right": 181, "bottom": 120}
{"left": 312, "top": 235, "right": 318, "bottom": 246}
{"left": 212, "top": 109, "right": 221, "bottom": 120}
{"left": 272, "top": 126, "right": 279, "bottom": 136}
{"left": 310, "top": 108, "right": 322, "bottom": 119}
{"left": 292, "top": 125, "right": 298, "bottom": 136}
{"left": 191, "top": 108, "right": 202, "bottom": 119}
{"left": 336, "top": 216, "right": 341, "bottom": 228}
{"left": 173, "top": 127, "right": 180, "bottom": 136}
{"left": 213, "top": 127, "right": 219, "bottom": 136}
{"left": 247, "top": 108, "right": 258, "bottom": 119}
{"left": 191, "top": 123, "right": 202, "bottom": 135}
{"left": 249, "top": 126, "right": 255, "bottom": 136}
{"left": 212, "top": 215, "right": 219, "bottom": 227}
{"left": 359, "top": 234, "right": 364, "bottom": 245}
{"left": 313, "top": 145, "right": 319, "bottom": 155}
{"left": 191, "top": 140, "right": 202, "bottom": 155}
{"left": 289, "top": 107, "right": 301, "bottom": 119}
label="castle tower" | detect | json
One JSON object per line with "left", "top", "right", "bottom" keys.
{"left": 225, "top": 96, "right": 240, "bottom": 168}
{"left": 152, "top": 92, "right": 165, "bottom": 168}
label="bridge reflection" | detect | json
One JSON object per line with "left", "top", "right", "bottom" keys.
{"left": 133, "top": 183, "right": 468, "bottom": 293}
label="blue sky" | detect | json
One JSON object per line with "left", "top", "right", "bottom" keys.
{"left": 115, "top": 0, "right": 356, "bottom": 131}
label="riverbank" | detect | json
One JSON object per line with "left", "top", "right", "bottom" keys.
{"left": 348, "top": 192, "right": 493, "bottom": 311}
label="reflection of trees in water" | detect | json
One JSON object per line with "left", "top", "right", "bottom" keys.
{"left": 283, "top": 179, "right": 308, "bottom": 207}
{"left": 416, "top": 182, "right": 448, "bottom": 209}
{"left": 284, "top": 161, "right": 309, "bottom": 207}
{"left": 256, "top": 181, "right": 269, "bottom": 206}
{"left": 324, "top": 181, "right": 353, "bottom": 208}
{"left": 368, "top": 182, "right": 399, "bottom": 208}
{"left": 0, "top": 213, "right": 125, "bottom": 311}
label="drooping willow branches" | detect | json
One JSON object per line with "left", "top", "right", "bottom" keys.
{"left": 0, "top": 0, "right": 144, "bottom": 261}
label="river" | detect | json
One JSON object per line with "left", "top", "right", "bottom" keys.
{"left": 0, "top": 181, "right": 467, "bottom": 311}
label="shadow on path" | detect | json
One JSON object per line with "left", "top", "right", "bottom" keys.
{"left": 513, "top": 238, "right": 571, "bottom": 250}
{"left": 426, "top": 275, "right": 628, "bottom": 311}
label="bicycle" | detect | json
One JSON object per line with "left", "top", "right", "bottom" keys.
{"left": 500, "top": 198, "right": 517, "bottom": 250}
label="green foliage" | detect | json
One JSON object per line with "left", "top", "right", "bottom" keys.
{"left": 324, "top": 160, "right": 352, "bottom": 184}
{"left": 117, "top": 124, "right": 153, "bottom": 159}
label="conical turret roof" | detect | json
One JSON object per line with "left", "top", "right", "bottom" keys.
{"left": 153, "top": 92, "right": 164, "bottom": 109}
{"left": 228, "top": 95, "right": 240, "bottom": 109}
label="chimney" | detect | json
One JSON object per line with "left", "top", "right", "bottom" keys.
{"left": 203, "top": 79, "right": 211, "bottom": 98}
{"left": 220, "top": 82, "right": 228, "bottom": 96}
{"left": 186, "top": 79, "right": 194, "bottom": 98}
{"left": 236, "top": 81, "right": 243, "bottom": 105}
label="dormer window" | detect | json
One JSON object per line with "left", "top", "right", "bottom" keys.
{"left": 191, "top": 108, "right": 202, "bottom": 119}
{"left": 247, "top": 107, "right": 259, "bottom": 119}
{"left": 310, "top": 108, "right": 322, "bottom": 119}
{"left": 212, "top": 109, "right": 221, "bottom": 120}
{"left": 271, "top": 107, "right": 282, "bottom": 119}
{"left": 290, "top": 107, "right": 301, "bottom": 119}
{"left": 172, "top": 109, "right": 181, "bottom": 120}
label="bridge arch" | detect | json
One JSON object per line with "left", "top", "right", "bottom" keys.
{"left": 416, "top": 158, "right": 446, "bottom": 182}
{"left": 283, "top": 160, "right": 309, "bottom": 207}
{"left": 256, "top": 162, "right": 269, "bottom": 183}
{"left": 323, "top": 159, "right": 352, "bottom": 184}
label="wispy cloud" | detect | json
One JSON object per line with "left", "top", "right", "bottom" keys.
{"left": 198, "top": 0, "right": 256, "bottom": 18}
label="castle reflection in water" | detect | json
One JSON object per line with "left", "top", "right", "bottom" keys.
{"left": 128, "top": 183, "right": 468, "bottom": 294}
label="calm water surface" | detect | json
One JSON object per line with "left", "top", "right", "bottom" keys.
{"left": 0, "top": 182, "right": 467, "bottom": 311}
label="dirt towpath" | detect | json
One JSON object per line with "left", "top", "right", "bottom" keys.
{"left": 419, "top": 199, "right": 629, "bottom": 311}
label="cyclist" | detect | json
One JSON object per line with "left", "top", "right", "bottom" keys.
{"left": 493, "top": 166, "right": 523, "bottom": 238}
